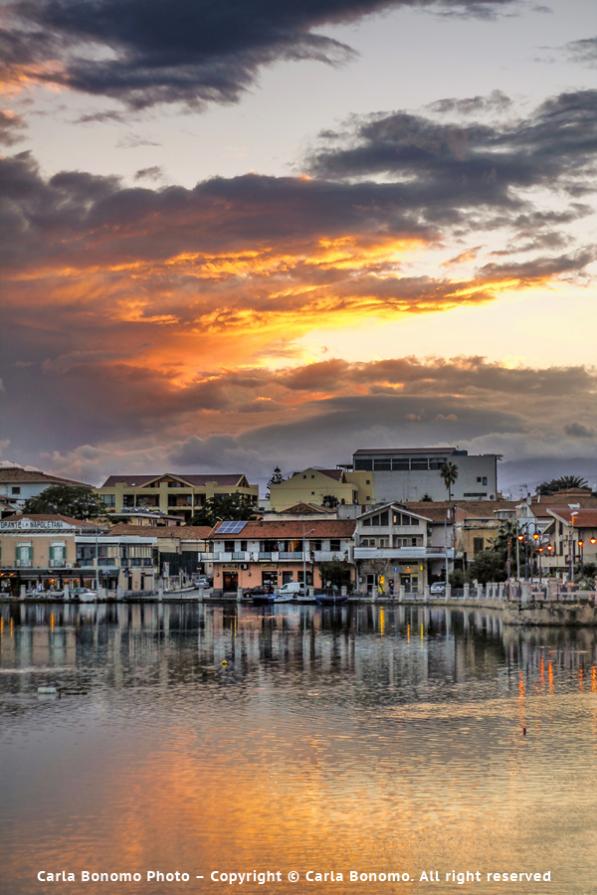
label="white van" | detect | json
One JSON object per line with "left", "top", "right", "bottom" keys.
{"left": 277, "top": 581, "right": 306, "bottom": 596}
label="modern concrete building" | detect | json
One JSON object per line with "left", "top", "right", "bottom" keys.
{"left": 97, "top": 472, "right": 259, "bottom": 523}
{"left": 352, "top": 447, "right": 500, "bottom": 502}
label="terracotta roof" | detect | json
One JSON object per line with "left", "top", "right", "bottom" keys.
{"left": 101, "top": 473, "right": 248, "bottom": 487}
{"left": 110, "top": 524, "right": 212, "bottom": 539}
{"left": 0, "top": 467, "right": 89, "bottom": 486}
{"left": 210, "top": 519, "right": 355, "bottom": 539}
{"left": 1, "top": 513, "right": 99, "bottom": 527}
{"left": 405, "top": 499, "right": 516, "bottom": 523}
{"left": 277, "top": 502, "right": 335, "bottom": 515}
{"left": 547, "top": 509, "right": 597, "bottom": 528}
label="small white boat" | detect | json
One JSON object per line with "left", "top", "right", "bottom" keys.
{"left": 76, "top": 589, "right": 98, "bottom": 603}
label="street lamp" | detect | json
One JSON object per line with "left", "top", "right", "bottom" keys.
{"left": 302, "top": 526, "right": 316, "bottom": 594}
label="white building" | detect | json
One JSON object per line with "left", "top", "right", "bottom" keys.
{"left": 354, "top": 503, "right": 455, "bottom": 594}
{"left": 0, "top": 465, "right": 90, "bottom": 514}
{"left": 352, "top": 447, "right": 500, "bottom": 503}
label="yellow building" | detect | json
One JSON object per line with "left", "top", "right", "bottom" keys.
{"left": 268, "top": 468, "right": 374, "bottom": 512}
{"left": 97, "top": 473, "right": 259, "bottom": 523}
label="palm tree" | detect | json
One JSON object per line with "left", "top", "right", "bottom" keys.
{"left": 537, "top": 475, "right": 589, "bottom": 495}
{"left": 440, "top": 461, "right": 458, "bottom": 503}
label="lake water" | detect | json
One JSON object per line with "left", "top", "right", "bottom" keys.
{"left": 0, "top": 603, "right": 595, "bottom": 895}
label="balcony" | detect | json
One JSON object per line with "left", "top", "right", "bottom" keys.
{"left": 354, "top": 547, "right": 455, "bottom": 561}
{"left": 15, "top": 559, "right": 32, "bottom": 568}
{"left": 313, "top": 550, "right": 348, "bottom": 562}
{"left": 49, "top": 559, "right": 67, "bottom": 568}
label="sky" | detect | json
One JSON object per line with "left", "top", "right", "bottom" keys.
{"left": 1, "top": 0, "right": 596, "bottom": 495}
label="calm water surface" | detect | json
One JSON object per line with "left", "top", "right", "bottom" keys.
{"left": 0, "top": 603, "right": 595, "bottom": 895}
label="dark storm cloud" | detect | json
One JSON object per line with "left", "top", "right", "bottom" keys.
{"left": 565, "top": 35, "right": 597, "bottom": 66}
{"left": 428, "top": 89, "right": 512, "bottom": 115}
{"left": 134, "top": 165, "right": 164, "bottom": 182}
{"left": 0, "top": 152, "right": 432, "bottom": 273}
{"left": 0, "top": 110, "right": 26, "bottom": 146}
{"left": 308, "top": 90, "right": 597, "bottom": 214}
{"left": 564, "top": 422, "right": 595, "bottom": 439}
{"left": 2, "top": 0, "right": 518, "bottom": 109}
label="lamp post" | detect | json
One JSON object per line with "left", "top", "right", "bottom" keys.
{"left": 569, "top": 512, "right": 578, "bottom": 583}
{"left": 302, "top": 527, "right": 315, "bottom": 594}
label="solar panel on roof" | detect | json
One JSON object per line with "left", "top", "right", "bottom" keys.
{"left": 218, "top": 520, "right": 247, "bottom": 534}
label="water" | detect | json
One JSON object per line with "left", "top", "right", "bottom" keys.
{"left": 0, "top": 603, "right": 595, "bottom": 895}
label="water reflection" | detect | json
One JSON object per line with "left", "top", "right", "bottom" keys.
{"left": 0, "top": 603, "right": 595, "bottom": 895}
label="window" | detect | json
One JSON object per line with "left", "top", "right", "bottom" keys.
{"left": 330, "top": 539, "right": 341, "bottom": 552}
{"left": 473, "top": 537, "right": 484, "bottom": 555}
{"left": 373, "top": 458, "right": 391, "bottom": 471}
{"left": 391, "top": 458, "right": 409, "bottom": 470}
{"left": 312, "top": 540, "right": 322, "bottom": 550}
{"left": 354, "top": 458, "right": 373, "bottom": 471}
{"left": 11, "top": 486, "right": 21, "bottom": 495}
{"left": 411, "top": 458, "right": 429, "bottom": 470}
{"left": 102, "top": 494, "right": 115, "bottom": 508}
{"left": 224, "top": 540, "right": 234, "bottom": 551}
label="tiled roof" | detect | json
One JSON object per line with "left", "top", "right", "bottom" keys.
{"left": 0, "top": 467, "right": 88, "bottom": 486}
{"left": 101, "top": 473, "right": 247, "bottom": 487}
{"left": 548, "top": 509, "right": 597, "bottom": 527}
{"left": 277, "top": 502, "right": 335, "bottom": 515}
{"left": 110, "top": 524, "right": 212, "bottom": 539}
{"left": 210, "top": 519, "right": 355, "bottom": 539}
{"left": 406, "top": 499, "right": 516, "bottom": 522}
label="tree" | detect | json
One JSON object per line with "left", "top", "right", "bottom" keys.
{"left": 22, "top": 485, "right": 107, "bottom": 520}
{"left": 190, "top": 493, "right": 256, "bottom": 526}
{"left": 318, "top": 559, "right": 353, "bottom": 592}
{"left": 468, "top": 550, "right": 507, "bottom": 584}
{"left": 322, "top": 494, "right": 339, "bottom": 508}
{"left": 537, "top": 475, "right": 590, "bottom": 495}
{"left": 440, "top": 461, "right": 458, "bottom": 502}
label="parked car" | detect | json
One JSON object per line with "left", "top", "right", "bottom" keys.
{"left": 195, "top": 575, "right": 211, "bottom": 589}
{"left": 429, "top": 581, "right": 446, "bottom": 595}
{"left": 244, "top": 585, "right": 274, "bottom": 596}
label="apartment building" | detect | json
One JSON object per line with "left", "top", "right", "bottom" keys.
{"left": 0, "top": 514, "right": 158, "bottom": 596}
{"left": 353, "top": 503, "right": 455, "bottom": 594}
{"left": 268, "top": 467, "right": 374, "bottom": 511}
{"left": 352, "top": 447, "right": 500, "bottom": 502}
{"left": 205, "top": 518, "right": 356, "bottom": 593}
{"left": 98, "top": 473, "right": 259, "bottom": 522}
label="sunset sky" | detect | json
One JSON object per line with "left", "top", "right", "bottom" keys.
{"left": 1, "top": 0, "right": 596, "bottom": 494}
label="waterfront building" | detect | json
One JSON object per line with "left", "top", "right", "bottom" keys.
{"left": 352, "top": 447, "right": 500, "bottom": 502}
{"left": 0, "top": 514, "right": 158, "bottom": 596}
{"left": 97, "top": 473, "right": 259, "bottom": 523}
{"left": 205, "top": 518, "right": 356, "bottom": 593}
{"left": 540, "top": 507, "right": 597, "bottom": 576}
{"left": 0, "top": 465, "right": 90, "bottom": 515}
{"left": 268, "top": 467, "right": 373, "bottom": 511}
{"left": 109, "top": 523, "right": 213, "bottom": 584}
{"left": 353, "top": 503, "right": 455, "bottom": 594}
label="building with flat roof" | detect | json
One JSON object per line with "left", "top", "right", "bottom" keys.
{"left": 352, "top": 447, "right": 500, "bottom": 503}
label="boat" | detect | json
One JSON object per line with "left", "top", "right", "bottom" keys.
{"left": 314, "top": 593, "right": 348, "bottom": 606}
{"left": 251, "top": 591, "right": 293, "bottom": 605}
